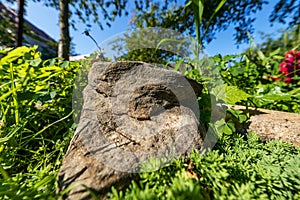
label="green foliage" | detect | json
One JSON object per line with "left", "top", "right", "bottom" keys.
{"left": 107, "top": 16, "right": 300, "bottom": 198}
{"left": 214, "top": 46, "right": 300, "bottom": 113}
{"left": 211, "top": 84, "right": 251, "bottom": 105}
{"left": 185, "top": 0, "right": 227, "bottom": 45}
{"left": 0, "top": 46, "right": 80, "bottom": 198}
{"left": 109, "top": 133, "right": 300, "bottom": 199}
{"left": 131, "top": 0, "right": 268, "bottom": 45}
{"left": 109, "top": 27, "right": 194, "bottom": 66}
{"left": 257, "top": 25, "right": 300, "bottom": 56}
{"left": 129, "top": 0, "right": 300, "bottom": 48}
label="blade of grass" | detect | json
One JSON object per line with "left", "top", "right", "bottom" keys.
{"left": 202, "top": 0, "right": 227, "bottom": 40}
{"left": 21, "top": 111, "right": 73, "bottom": 146}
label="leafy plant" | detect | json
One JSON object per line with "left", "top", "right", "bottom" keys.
{"left": 0, "top": 46, "right": 81, "bottom": 199}
{"left": 213, "top": 45, "right": 300, "bottom": 113}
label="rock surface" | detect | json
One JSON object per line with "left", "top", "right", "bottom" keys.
{"left": 229, "top": 105, "right": 300, "bottom": 147}
{"left": 57, "top": 61, "right": 204, "bottom": 199}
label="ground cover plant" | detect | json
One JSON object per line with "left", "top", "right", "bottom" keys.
{"left": 0, "top": 46, "right": 299, "bottom": 199}
{"left": 109, "top": 133, "right": 300, "bottom": 200}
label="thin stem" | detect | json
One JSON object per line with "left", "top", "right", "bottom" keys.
{"left": 10, "top": 63, "right": 19, "bottom": 125}
{"left": 83, "top": 31, "right": 102, "bottom": 53}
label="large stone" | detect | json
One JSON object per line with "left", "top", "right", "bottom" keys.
{"left": 228, "top": 105, "right": 300, "bottom": 147}
{"left": 57, "top": 62, "right": 204, "bottom": 199}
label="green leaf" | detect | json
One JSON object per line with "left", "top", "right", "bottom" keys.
{"left": 36, "top": 72, "right": 52, "bottom": 79}
{"left": 34, "top": 85, "right": 46, "bottom": 92}
{"left": 203, "top": 0, "right": 227, "bottom": 39}
{"left": 212, "top": 84, "right": 251, "bottom": 104}
{"left": 257, "top": 49, "right": 265, "bottom": 60}
{"left": 50, "top": 91, "right": 57, "bottom": 99}
{"left": 0, "top": 87, "right": 19, "bottom": 101}
{"left": 0, "top": 46, "right": 32, "bottom": 65}
{"left": 28, "top": 58, "right": 42, "bottom": 67}
{"left": 60, "top": 61, "right": 70, "bottom": 68}
{"left": 214, "top": 119, "right": 233, "bottom": 135}
{"left": 256, "top": 93, "right": 291, "bottom": 101}
{"left": 269, "top": 47, "right": 281, "bottom": 57}
{"left": 254, "top": 86, "right": 292, "bottom": 102}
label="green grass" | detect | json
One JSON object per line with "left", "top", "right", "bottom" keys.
{"left": 0, "top": 47, "right": 80, "bottom": 199}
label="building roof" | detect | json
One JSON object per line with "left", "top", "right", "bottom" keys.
{"left": 0, "top": 2, "right": 57, "bottom": 58}
{"left": 0, "top": 2, "right": 56, "bottom": 43}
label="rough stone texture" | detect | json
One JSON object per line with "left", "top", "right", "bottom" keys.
{"left": 57, "top": 62, "right": 204, "bottom": 199}
{"left": 229, "top": 105, "right": 300, "bottom": 147}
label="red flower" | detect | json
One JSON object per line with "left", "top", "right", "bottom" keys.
{"left": 279, "top": 62, "right": 291, "bottom": 74}
{"left": 296, "top": 52, "right": 300, "bottom": 60}
{"left": 275, "top": 50, "right": 300, "bottom": 84}
{"left": 284, "top": 55, "right": 294, "bottom": 63}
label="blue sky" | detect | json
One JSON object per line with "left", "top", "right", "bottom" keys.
{"left": 14, "top": 1, "right": 288, "bottom": 56}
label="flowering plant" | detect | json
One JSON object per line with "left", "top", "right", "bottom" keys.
{"left": 273, "top": 50, "right": 300, "bottom": 84}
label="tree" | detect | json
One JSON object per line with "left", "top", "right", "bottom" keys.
{"left": 269, "top": 0, "right": 300, "bottom": 29}
{"left": 110, "top": 27, "right": 192, "bottom": 64}
{"left": 258, "top": 24, "right": 300, "bottom": 55}
{"left": 110, "top": 0, "right": 267, "bottom": 64}
{"left": 35, "top": 0, "right": 129, "bottom": 60}
{"left": 131, "top": 0, "right": 300, "bottom": 47}
{"left": 3, "top": 0, "right": 129, "bottom": 60}
{"left": 0, "top": 1, "right": 58, "bottom": 58}
{"left": 16, "top": 0, "right": 25, "bottom": 47}
{"left": 2, "top": 0, "right": 30, "bottom": 47}
{"left": 3, "top": 0, "right": 299, "bottom": 60}
{"left": 131, "top": 0, "right": 268, "bottom": 46}
{"left": 58, "top": 0, "right": 70, "bottom": 59}
{"left": 110, "top": 0, "right": 300, "bottom": 67}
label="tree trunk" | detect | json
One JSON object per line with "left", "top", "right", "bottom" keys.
{"left": 16, "top": 0, "right": 25, "bottom": 47}
{"left": 58, "top": 0, "right": 70, "bottom": 60}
